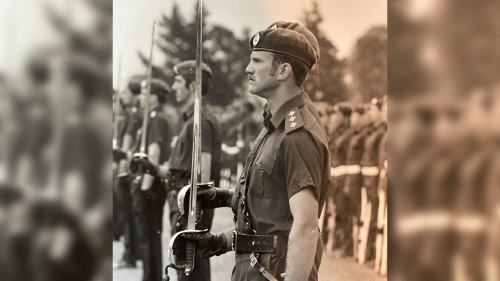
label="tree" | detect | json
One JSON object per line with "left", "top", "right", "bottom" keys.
{"left": 350, "top": 25, "right": 387, "bottom": 103}
{"left": 302, "top": 1, "right": 349, "bottom": 104}
{"left": 140, "top": 3, "right": 251, "bottom": 106}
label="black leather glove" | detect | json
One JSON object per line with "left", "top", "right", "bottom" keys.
{"left": 113, "top": 148, "right": 127, "bottom": 163}
{"left": 178, "top": 185, "right": 234, "bottom": 214}
{"left": 129, "top": 157, "right": 159, "bottom": 176}
{"left": 172, "top": 230, "right": 230, "bottom": 260}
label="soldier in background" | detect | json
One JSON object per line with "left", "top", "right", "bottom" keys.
{"left": 323, "top": 104, "right": 352, "bottom": 253}
{"left": 130, "top": 79, "right": 174, "bottom": 281}
{"left": 344, "top": 105, "right": 373, "bottom": 261}
{"left": 113, "top": 76, "right": 143, "bottom": 269}
{"left": 358, "top": 98, "right": 386, "bottom": 264}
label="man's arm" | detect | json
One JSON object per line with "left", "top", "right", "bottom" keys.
{"left": 285, "top": 188, "right": 319, "bottom": 281}
{"left": 141, "top": 142, "right": 161, "bottom": 191}
{"left": 201, "top": 152, "right": 211, "bottom": 183}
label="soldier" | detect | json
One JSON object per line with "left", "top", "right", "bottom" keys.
{"left": 171, "top": 21, "right": 331, "bottom": 281}
{"left": 130, "top": 78, "right": 174, "bottom": 281}
{"left": 358, "top": 98, "right": 386, "bottom": 264}
{"left": 113, "top": 76, "right": 142, "bottom": 269}
{"left": 324, "top": 104, "right": 352, "bottom": 253}
{"left": 133, "top": 61, "right": 221, "bottom": 281}
{"left": 343, "top": 105, "right": 373, "bottom": 261}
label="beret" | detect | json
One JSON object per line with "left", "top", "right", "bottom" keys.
{"left": 128, "top": 76, "right": 171, "bottom": 96}
{"left": 146, "top": 78, "right": 172, "bottom": 96}
{"left": 128, "top": 75, "right": 145, "bottom": 95}
{"left": 371, "top": 98, "right": 383, "bottom": 109}
{"left": 173, "top": 60, "right": 213, "bottom": 78}
{"left": 334, "top": 105, "right": 353, "bottom": 117}
{"left": 354, "top": 106, "right": 365, "bottom": 115}
{"left": 250, "top": 21, "right": 320, "bottom": 69}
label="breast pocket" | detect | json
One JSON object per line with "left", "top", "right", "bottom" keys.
{"left": 250, "top": 155, "right": 275, "bottom": 198}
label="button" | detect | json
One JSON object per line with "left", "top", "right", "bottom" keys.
{"left": 259, "top": 163, "right": 262, "bottom": 167}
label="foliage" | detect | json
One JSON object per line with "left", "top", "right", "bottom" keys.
{"left": 140, "top": 3, "right": 251, "bottom": 106}
{"left": 350, "top": 25, "right": 387, "bottom": 103}
{"left": 302, "top": 1, "right": 349, "bottom": 104}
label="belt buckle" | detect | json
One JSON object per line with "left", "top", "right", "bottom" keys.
{"left": 232, "top": 231, "right": 237, "bottom": 251}
{"left": 250, "top": 253, "right": 258, "bottom": 267}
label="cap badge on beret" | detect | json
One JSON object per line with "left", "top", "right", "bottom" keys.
{"left": 253, "top": 33, "right": 260, "bottom": 47}
{"left": 271, "top": 25, "right": 278, "bottom": 30}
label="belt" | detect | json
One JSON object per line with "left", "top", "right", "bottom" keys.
{"left": 232, "top": 231, "right": 287, "bottom": 254}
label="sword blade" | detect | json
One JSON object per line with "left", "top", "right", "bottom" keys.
{"left": 188, "top": 0, "right": 203, "bottom": 230}
{"left": 140, "top": 21, "right": 156, "bottom": 154}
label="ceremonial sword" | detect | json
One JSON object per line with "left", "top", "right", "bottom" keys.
{"left": 129, "top": 21, "right": 156, "bottom": 176}
{"left": 164, "top": 0, "right": 205, "bottom": 279}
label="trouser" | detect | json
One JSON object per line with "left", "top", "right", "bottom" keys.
{"left": 132, "top": 177, "right": 166, "bottom": 281}
{"left": 116, "top": 175, "right": 139, "bottom": 263}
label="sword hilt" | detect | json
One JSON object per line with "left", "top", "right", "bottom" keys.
{"left": 185, "top": 200, "right": 202, "bottom": 275}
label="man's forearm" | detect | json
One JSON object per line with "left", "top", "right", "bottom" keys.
{"left": 285, "top": 223, "right": 318, "bottom": 281}
{"left": 142, "top": 143, "right": 161, "bottom": 190}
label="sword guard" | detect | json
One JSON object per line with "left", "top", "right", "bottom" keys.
{"left": 129, "top": 152, "right": 149, "bottom": 176}
{"left": 167, "top": 229, "right": 209, "bottom": 275}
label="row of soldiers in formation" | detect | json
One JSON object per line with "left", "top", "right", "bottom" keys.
{"left": 318, "top": 97, "right": 388, "bottom": 275}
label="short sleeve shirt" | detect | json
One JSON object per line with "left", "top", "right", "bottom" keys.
{"left": 235, "top": 93, "right": 331, "bottom": 237}
{"left": 146, "top": 106, "right": 174, "bottom": 164}
{"left": 169, "top": 105, "right": 221, "bottom": 184}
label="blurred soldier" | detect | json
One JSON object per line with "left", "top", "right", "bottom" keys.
{"left": 323, "top": 104, "right": 352, "bottom": 253}
{"left": 131, "top": 78, "right": 174, "bottom": 281}
{"left": 170, "top": 21, "right": 330, "bottom": 281}
{"left": 344, "top": 105, "right": 373, "bottom": 261}
{"left": 358, "top": 98, "right": 385, "bottom": 264}
{"left": 113, "top": 76, "right": 142, "bottom": 269}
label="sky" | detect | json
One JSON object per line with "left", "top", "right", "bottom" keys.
{"left": 113, "top": 0, "right": 387, "bottom": 89}
{"left": 0, "top": 0, "right": 386, "bottom": 85}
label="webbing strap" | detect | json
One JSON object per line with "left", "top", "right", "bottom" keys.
{"left": 250, "top": 252, "right": 278, "bottom": 281}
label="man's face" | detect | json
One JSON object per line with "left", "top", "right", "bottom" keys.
{"left": 172, "top": 75, "right": 192, "bottom": 104}
{"left": 245, "top": 51, "right": 279, "bottom": 98}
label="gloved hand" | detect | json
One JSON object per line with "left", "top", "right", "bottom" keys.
{"left": 129, "top": 156, "right": 159, "bottom": 176}
{"left": 113, "top": 148, "right": 127, "bottom": 162}
{"left": 172, "top": 230, "right": 230, "bottom": 260}
{"left": 178, "top": 184, "right": 234, "bottom": 214}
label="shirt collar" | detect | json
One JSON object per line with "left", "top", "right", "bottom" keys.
{"left": 267, "top": 94, "right": 305, "bottom": 129}
{"left": 183, "top": 105, "right": 195, "bottom": 121}
{"left": 182, "top": 102, "right": 206, "bottom": 121}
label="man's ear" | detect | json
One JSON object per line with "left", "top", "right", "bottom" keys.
{"left": 188, "top": 81, "right": 196, "bottom": 93}
{"left": 276, "top": 63, "right": 292, "bottom": 81}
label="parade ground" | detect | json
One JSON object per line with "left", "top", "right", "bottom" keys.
{"left": 113, "top": 205, "right": 385, "bottom": 281}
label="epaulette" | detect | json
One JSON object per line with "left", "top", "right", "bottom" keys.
{"left": 285, "top": 107, "right": 304, "bottom": 134}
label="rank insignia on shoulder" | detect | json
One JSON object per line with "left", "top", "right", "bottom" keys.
{"left": 285, "top": 108, "right": 303, "bottom": 134}
{"left": 150, "top": 111, "right": 157, "bottom": 118}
